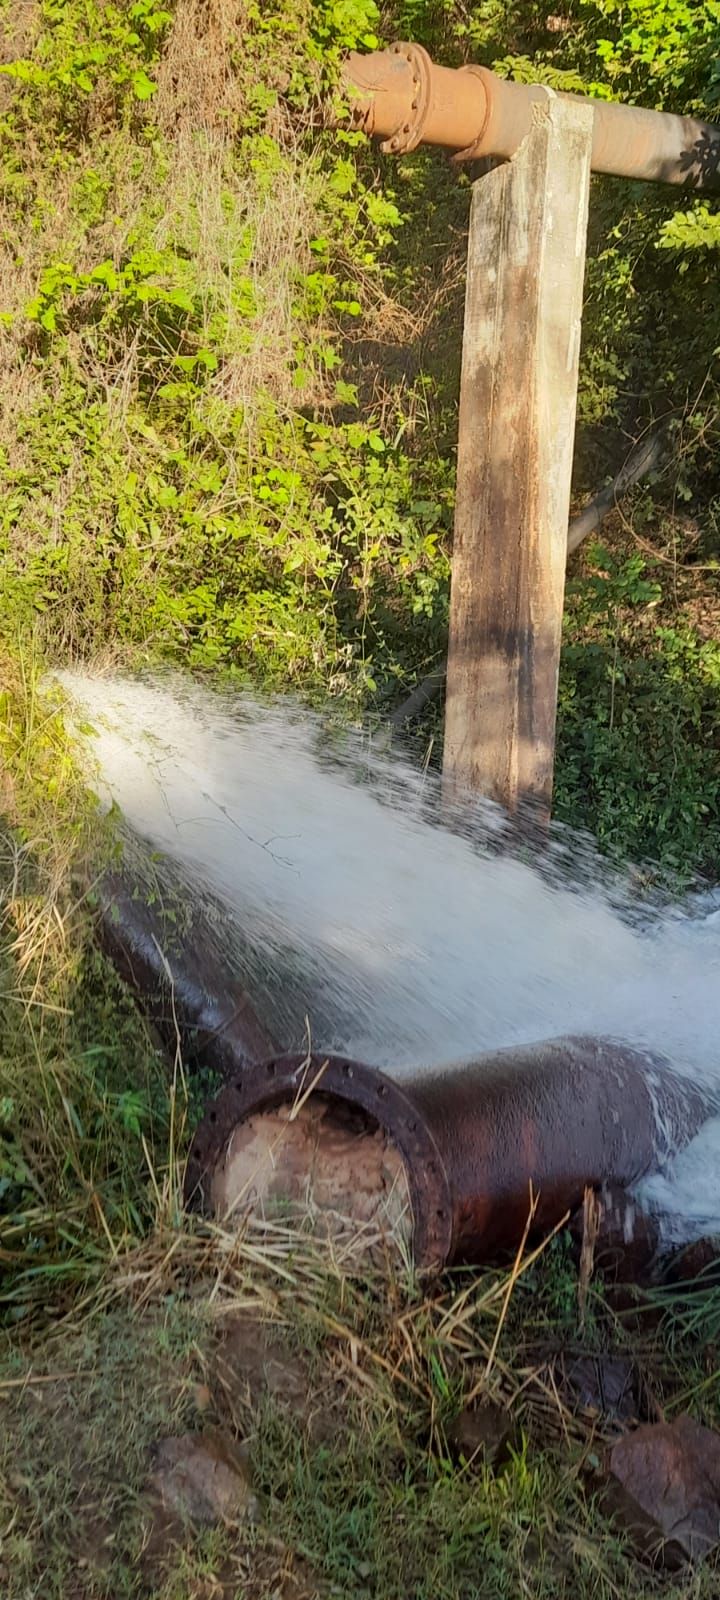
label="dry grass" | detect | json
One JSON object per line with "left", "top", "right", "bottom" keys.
{"left": 3, "top": 1212, "right": 720, "bottom": 1598}
{"left": 152, "top": 125, "right": 329, "bottom": 415}
{"left": 1, "top": 109, "right": 329, "bottom": 466}
{"left": 0, "top": 0, "right": 40, "bottom": 73}
{"left": 153, "top": 0, "right": 252, "bottom": 136}
{"left": 0, "top": 659, "right": 175, "bottom": 1306}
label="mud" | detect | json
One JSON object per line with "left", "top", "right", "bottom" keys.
{"left": 210, "top": 1096, "right": 413, "bottom": 1256}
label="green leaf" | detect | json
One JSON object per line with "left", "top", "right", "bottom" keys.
{"left": 88, "top": 261, "right": 120, "bottom": 291}
{"left": 131, "top": 69, "right": 157, "bottom": 100}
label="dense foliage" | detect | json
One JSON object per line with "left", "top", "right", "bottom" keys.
{"left": 1, "top": 0, "right": 719, "bottom": 870}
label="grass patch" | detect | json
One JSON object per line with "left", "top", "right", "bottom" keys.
{"left": 1, "top": 1226, "right": 720, "bottom": 1598}
{"left": 0, "top": 657, "right": 178, "bottom": 1318}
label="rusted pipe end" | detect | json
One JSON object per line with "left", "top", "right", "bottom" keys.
{"left": 185, "top": 1036, "right": 718, "bottom": 1274}
{"left": 341, "top": 43, "right": 490, "bottom": 159}
{"left": 341, "top": 43, "right": 426, "bottom": 153}
{"left": 185, "top": 1052, "right": 453, "bottom": 1269}
{"left": 379, "top": 41, "right": 434, "bottom": 155}
{"left": 340, "top": 41, "right": 720, "bottom": 190}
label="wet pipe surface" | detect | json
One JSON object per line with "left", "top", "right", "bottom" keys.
{"left": 101, "top": 878, "right": 719, "bottom": 1271}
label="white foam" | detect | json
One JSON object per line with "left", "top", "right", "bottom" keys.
{"left": 59, "top": 670, "right": 720, "bottom": 1243}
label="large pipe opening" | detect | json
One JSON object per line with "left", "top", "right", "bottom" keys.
{"left": 212, "top": 1096, "right": 413, "bottom": 1261}
{"left": 101, "top": 883, "right": 720, "bottom": 1275}
{"left": 185, "top": 1043, "right": 719, "bottom": 1273}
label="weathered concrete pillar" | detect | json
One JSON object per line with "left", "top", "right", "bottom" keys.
{"left": 443, "top": 95, "right": 594, "bottom": 816}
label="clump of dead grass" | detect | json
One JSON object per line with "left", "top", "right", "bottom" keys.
{"left": 0, "top": 658, "right": 179, "bottom": 1314}
{"left": 4, "top": 1211, "right": 719, "bottom": 1599}
{"left": 152, "top": 124, "right": 330, "bottom": 415}
{"left": 153, "top": 0, "right": 252, "bottom": 136}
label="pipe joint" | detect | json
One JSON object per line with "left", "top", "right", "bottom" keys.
{"left": 380, "top": 41, "right": 434, "bottom": 155}
{"left": 451, "top": 63, "right": 494, "bottom": 163}
{"left": 340, "top": 42, "right": 720, "bottom": 191}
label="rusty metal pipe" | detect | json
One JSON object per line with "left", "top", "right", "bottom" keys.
{"left": 342, "top": 42, "right": 720, "bottom": 190}
{"left": 405, "top": 1037, "right": 715, "bottom": 1260}
{"left": 98, "top": 872, "right": 277, "bottom": 1073}
{"left": 99, "top": 881, "right": 718, "bottom": 1270}
{"left": 185, "top": 1040, "right": 718, "bottom": 1271}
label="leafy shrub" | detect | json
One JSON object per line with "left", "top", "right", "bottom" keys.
{"left": 0, "top": 0, "right": 718, "bottom": 873}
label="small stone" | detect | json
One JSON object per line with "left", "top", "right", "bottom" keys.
{"left": 563, "top": 1355, "right": 637, "bottom": 1421}
{"left": 192, "top": 1382, "right": 212, "bottom": 1412}
{"left": 446, "top": 1399, "right": 515, "bottom": 1471}
{"left": 148, "top": 1432, "right": 259, "bottom": 1528}
{"left": 606, "top": 1413, "right": 720, "bottom": 1565}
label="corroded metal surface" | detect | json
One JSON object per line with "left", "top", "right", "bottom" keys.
{"left": 100, "top": 881, "right": 717, "bottom": 1271}
{"left": 341, "top": 43, "right": 720, "bottom": 190}
{"left": 184, "top": 1033, "right": 716, "bottom": 1270}
{"left": 98, "top": 872, "right": 276, "bottom": 1072}
{"left": 409, "top": 1037, "right": 713, "bottom": 1260}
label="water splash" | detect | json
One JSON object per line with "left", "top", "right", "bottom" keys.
{"left": 60, "top": 670, "right": 720, "bottom": 1242}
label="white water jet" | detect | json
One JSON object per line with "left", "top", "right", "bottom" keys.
{"left": 60, "top": 670, "right": 720, "bottom": 1243}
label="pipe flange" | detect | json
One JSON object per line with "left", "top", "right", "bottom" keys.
{"left": 185, "top": 1051, "right": 454, "bottom": 1270}
{"left": 381, "top": 41, "right": 433, "bottom": 155}
{"left": 449, "top": 63, "right": 495, "bottom": 163}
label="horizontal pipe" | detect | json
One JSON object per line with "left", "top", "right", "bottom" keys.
{"left": 185, "top": 1038, "right": 717, "bottom": 1270}
{"left": 342, "top": 43, "right": 720, "bottom": 191}
{"left": 97, "top": 872, "right": 277, "bottom": 1073}
{"left": 100, "top": 885, "right": 717, "bottom": 1270}
{"left": 407, "top": 1037, "right": 714, "bottom": 1260}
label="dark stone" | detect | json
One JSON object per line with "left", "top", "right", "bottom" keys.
{"left": 563, "top": 1354, "right": 637, "bottom": 1421}
{"left": 148, "top": 1433, "right": 259, "bottom": 1528}
{"left": 606, "top": 1414, "right": 720, "bottom": 1565}
{"left": 446, "top": 1399, "right": 516, "bottom": 1470}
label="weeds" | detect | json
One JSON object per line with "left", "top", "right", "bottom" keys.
{"left": 1, "top": 2, "right": 719, "bottom": 1594}
{"left": 0, "top": 657, "right": 175, "bottom": 1316}
{"left": 1, "top": 1221, "right": 719, "bottom": 1598}
{"left": 2, "top": 0, "right": 719, "bottom": 867}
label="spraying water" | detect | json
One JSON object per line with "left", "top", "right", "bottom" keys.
{"left": 61, "top": 670, "right": 720, "bottom": 1243}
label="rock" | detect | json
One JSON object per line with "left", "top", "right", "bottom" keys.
{"left": 666, "top": 1238, "right": 720, "bottom": 1286}
{"left": 446, "top": 1399, "right": 516, "bottom": 1471}
{"left": 606, "top": 1413, "right": 720, "bottom": 1565}
{"left": 148, "top": 1433, "right": 259, "bottom": 1528}
{"left": 562, "top": 1355, "right": 637, "bottom": 1422}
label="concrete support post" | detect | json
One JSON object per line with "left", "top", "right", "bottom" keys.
{"left": 443, "top": 96, "right": 594, "bottom": 816}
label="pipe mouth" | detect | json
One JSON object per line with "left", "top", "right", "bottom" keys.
{"left": 185, "top": 1053, "right": 453, "bottom": 1270}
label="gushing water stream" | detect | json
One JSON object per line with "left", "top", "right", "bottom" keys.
{"left": 61, "top": 671, "right": 720, "bottom": 1244}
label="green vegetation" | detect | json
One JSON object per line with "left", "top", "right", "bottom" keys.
{"left": 1, "top": 0, "right": 718, "bottom": 868}
{"left": 1, "top": 2, "right": 720, "bottom": 1595}
{"left": 3, "top": 1230, "right": 720, "bottom": 1599}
